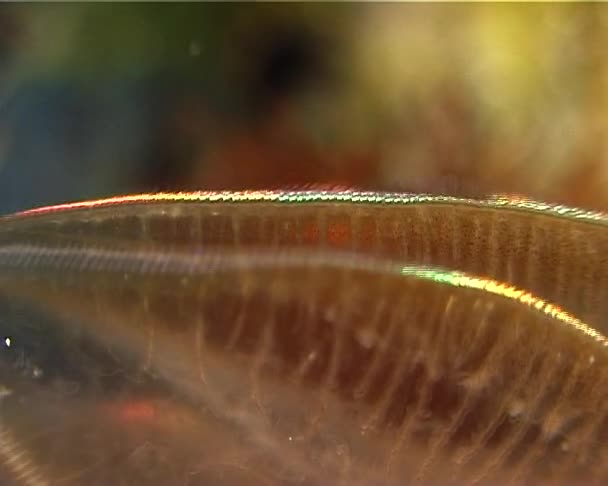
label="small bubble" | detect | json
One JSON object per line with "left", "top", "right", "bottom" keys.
{"left": 189, "top": 41, "right": 201, "bottom": 57}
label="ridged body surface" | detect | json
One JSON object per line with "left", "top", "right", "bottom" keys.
{"left": 5, "top": 191, "right": 608, "bottom": 332}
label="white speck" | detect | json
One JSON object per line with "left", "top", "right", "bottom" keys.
{"left": 189, "top": 41, "right": 201, "bottom": 57}
{"left": 356, "top": 329, "right": 376, "bottom": 349}
{"left": 4, "top": 337, "right": 10, "bottom": 348}
{"left": 0, "top": 386, "right": 11, "bottom": 399}
{"left": 460, "top": 368, "right": 494, "bottom": 392}
{"left": 32, "top": 367, "right": 43, "bottom": 379}
{"left": 589, "top": 355, "right": 595, "bottom": 365}
{"left": 508, "top": 399, "right": 525, "bottom": 419}
{"left": 337, "top": 444, "right": 349, "bottom": 456}
{"left": 288, "top": 436, "right": 293, "bottom": 441}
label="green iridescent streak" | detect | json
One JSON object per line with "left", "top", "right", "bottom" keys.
{"left": 267, "top": 191, "right": 607, "bottom": 225}
{"left": 402, "top": 266, "right": 461, "bottom": 286}
{"left": 400, "top": 264, "right": 607, "bottom": 346}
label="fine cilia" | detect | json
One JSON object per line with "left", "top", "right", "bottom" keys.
{"left": 0, "top": 190, "right": 606, "bottom": 485}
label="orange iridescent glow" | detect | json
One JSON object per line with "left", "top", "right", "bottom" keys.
{"left": 302, "top": 221, "right": 320, "bottom": 244}
{"left": 112, "top": 401, "right": 156, "bottom": 423}
{"left": 328, "top": 221, "right": 351, "bottom": 248}
{"left": 14, "top": 191, "right": 283, "bottom": 216}
{"left": 405, "top": 266, "right": 608, "bottom": 347}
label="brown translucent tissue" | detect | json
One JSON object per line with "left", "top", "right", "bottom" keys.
{"left": 0, "top": 194, "right": 607, "bottom": 485}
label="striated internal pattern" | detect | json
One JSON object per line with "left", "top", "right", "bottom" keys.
{"left": 5, "top": 190, "right": 608, "bottom": 333}
{"left": 0, "top": 190, "right": 607, "bottom": 485}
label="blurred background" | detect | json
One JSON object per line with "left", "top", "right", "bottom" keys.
{"left": 0, "top": 3, "right": 606, "bottom": 214}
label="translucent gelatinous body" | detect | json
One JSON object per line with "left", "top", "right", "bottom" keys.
{"left": 4, "top": 190, "right": 608, "bottom": 332}
{"left": 0, "top": 191, "right": 607, "bottom": 485}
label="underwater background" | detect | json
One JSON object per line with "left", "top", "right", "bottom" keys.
{"left": 0, "top": 3, "right": 607, "bottom": 213}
